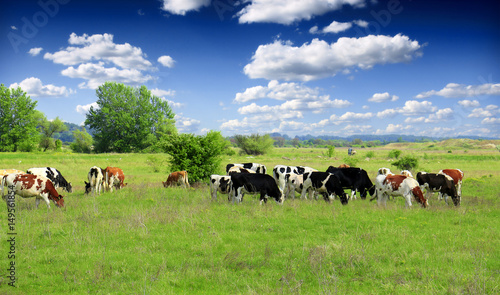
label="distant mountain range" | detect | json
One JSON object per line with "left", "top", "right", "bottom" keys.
{"left": 269, "top": 133, "right": 498, "bottom": 142}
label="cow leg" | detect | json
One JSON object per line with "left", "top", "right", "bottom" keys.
{"left": 350, "top": 189, "right": 356, "bottom": 200}
{"left": 403, "top": 194, "right": 412, "bottom": 208}
{"left": 377, "top": 191, "right": 387, "bottom": 207}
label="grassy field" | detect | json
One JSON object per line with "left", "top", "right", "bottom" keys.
{"left": 1, "top": 143, "right": 499, "bottom": 294}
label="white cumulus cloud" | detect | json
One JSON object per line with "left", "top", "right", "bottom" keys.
{"left": 368, "top": 92, "right": 399, "bottom": 103}
{"left": 160, "top": 0, "right": 211, "bottom": 15}
{"left": 76, "top": 102, "right": 99, "bottom": 114}
{"left": 158, "top": 55, "right": 175, "bottom": 68}
{"left": 9, "top": 77, "right": 71, "bottom": 97}
{"left": 28, "top": 47, "right": 43, "bottom": 56}
{"left": 244, "top": 34, "right": 423, "bottom": 81}
{"left": 416, "top": 83, "right": 500, "bottom": 99}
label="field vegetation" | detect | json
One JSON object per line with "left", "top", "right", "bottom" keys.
{"left": 1, "top": 141, "right": 499, "bottom": 294}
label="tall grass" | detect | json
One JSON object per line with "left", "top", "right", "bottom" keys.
{"left": 1, "top": 147, "right": 499, "bottom": 294}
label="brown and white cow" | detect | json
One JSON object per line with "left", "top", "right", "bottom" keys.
{"left": 439, "top": 169, "right": 464, "bottom": 198}
{"left": 1, "top": 173, "right": 64, "bottom": 208}
{"left": 374, "top": 173, "right": 427, "bottom": 208}
{"left": 163, "top": 171, "right": 189, "bottom": 188}
{"left": 103, "top": 167, "right": 127, "bottom": 192}
{"left": 416, "top": 172, "right": 459, "bottom": 206}
{"left": 0, "top": 169, "right": 25, "bottom": 177}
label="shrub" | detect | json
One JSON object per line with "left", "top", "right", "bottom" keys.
{"left": 342, "top": 156, "right": 359, "bottom": 167}
{"left": 391, "top": 155, "right": 419, "bottom": 171}
{"left": 234, "top": 134, "right": 274, "bottom": 155}
{"left": 388, "top": 149, "right": 402, "bottom": 159}
{"left": 326, "top": 146, "right": 335, "bottom": 158}
{"left": 365, "top": 151, "right": 375, "bottom": 158}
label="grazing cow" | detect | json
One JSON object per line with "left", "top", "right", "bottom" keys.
{"left": 227, "top": 166, "right": 256, "bottom": 175}
{"left": 374, "top": 174, "right": 427, "bottom": 208}
{"left": 439, "top": 169, "right": 464, "bottom": 198}
{"left": 226, "top": 163, "right": 267, "bottom": 174}
{"left": 300, "top": 172, "right": 349, "bottom": 204}
{"left": 326, "top": 166, "right": 375, "bottom": 200}
{"left": 416, "top": 172, "right": 459, "bottom": 206}
{"left": 85, "top": 166, "right": 104, "bottom": 195}
{"left": 338, "top": 164, "right": 350, "bottom": 168}
{"left": 163, "top": 171, "right": 189, "bottom": 188}
{"left": 0, "top": 169, "right": 25, "bottom": 177}
{"left": 378, "top": 167, "right": 393, "bottom": 176}
{"left": 273, "top": 165, "right": 317, "bottom": 194}
{"left": 209, "top": 175, "right": 232, "bottom": 200}
{"left": 230, "top": 173, "right": 283, "bottom": 205}
{"left": 1, "top": 174, "right": 64, "bottom": 208}
{"left": 103, "top": 167, "right": 127, "bottom": 192}
{"left": 27, "top": 167, "right": 73, "bottom": 193}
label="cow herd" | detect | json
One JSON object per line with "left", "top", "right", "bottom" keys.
{"left": 1, "top": 162, "right": 464, "bottom": 209}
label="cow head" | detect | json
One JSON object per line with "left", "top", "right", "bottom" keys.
{"left": 66, "top": 182, "right": 73, "bottom": 193}
{"left": 84, "top": 181, "right": 91, "bottom": 195}
{"left": 339, "top": 193, "right": 349, "bottom": 205}
{"left": 162, "top": 181, "right": 167, "bottom": 188}
{"left": 51, "top": 195, "right": 65, "bottom": 208}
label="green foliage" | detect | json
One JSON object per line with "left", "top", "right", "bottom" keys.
{"left": 365, "top": 151, "right": 375, "bottom": 158}
{"left": 70, "top": 127, "right": 93, "bottom": 153}
{"left": 326, "top": 146, "right": 335, "bottom": 158}
{"left": 388, "top": 149, "right": 402, "bottom": 159}
{"left": 234, "top": 134, "right": 274, "bottom": 155}
{"left": 0, "top": 84, "right": 39, "bottom": 152}
{"left": 38, "top": 115, "right": 68, "bottom": 152}
{"left": 161, "top": 131, "right": 228, "bottom": 182}
{"left": 85, "top": 82, "right": 176, "bottom": 153}
{"left": 391, "top": 155, "right": 419, "bottom": 171}
{"left": 342, "top": 156, "right": 359, "bottom": 167}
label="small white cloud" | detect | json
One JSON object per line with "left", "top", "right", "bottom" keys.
{"left": 368, "top": 92, "right": 399, "bottom": 103}
{"left": 160, "top": 0, "right": 211, "bottom": 15}
{"left": 28, "top": 47, "right": 43, "bottom": 56}
{"left": 158, "top": 55, "right": 175, "bottom": 68}
{"left": 353, "top": 19, "right": 368, "bottom": 28}
{"left": 76, "top": 102, "right": 99, "bottom": 114}
{"left": 458, "top": 99, "right": 480, "bottom": 108}
{"left": 9, "top": 77, "right": 71, "bottom": 97}
{"left": 11, "top": 26, "right": 18, "bottom": 30}
{"left": 322, "top": 21, "right": 352, "bottom": 34}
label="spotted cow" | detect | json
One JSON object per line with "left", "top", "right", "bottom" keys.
{"left": 209, "top": 175, "right": 232, "bottom": 200}
{"left": 374, "top": 173, "right": 427, "bottom": 208}
{"left": 103, "top": 167, "right": 127, "bottom": 192}
{"left": 27, "top": 167, "right": 73, "bottom": 193}
{"left": 1, "top": 173, "right": 64, "bottom": 208}
{"left": 326, "top": 166, "right": 375, "bottom": 200}
{"left": 163, "top": 171, "right": 189, "bottom": 188}
{"left": 439, "top": 169, "right": 464, "bottom": 199}
{"left": 85, "top": 166, "right": 104, "bottom": 195}
{"left": 226, "top": 163, "right": 267, "bottom": 174}
{"left": 416, "top": 172, "right": 459, "bottom": 206}
{"left": 300, "top": 172, "right": 349, "bottom": 204}
{"left": 230, "top": 173, "right": 283, "bottom": 205}
{"left": 273, "top": 165, "right": 317, "bottom": 194}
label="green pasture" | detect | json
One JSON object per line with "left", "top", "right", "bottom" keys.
{"left": 1, "top": 145, "right": 499, "bottom": 294}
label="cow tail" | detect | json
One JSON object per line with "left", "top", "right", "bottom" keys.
{"left": 411, "top": 187, "right": 427, "bottom": 208}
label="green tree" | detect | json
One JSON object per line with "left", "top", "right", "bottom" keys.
{"left": 234, "top": 134, "right": 274, "bottom": 155}
{"left": 38, "top": 116, "right": 68, "bottom": 152}
{"left": 0, "top": 84, "right": 39, "bottom": 152}
{"left": 70, "top": 127, "right": 93, "bottom": 153}
{"left": 388, "top": 149, "right": 402, "bottom": 159}
{"left": 161, "top": 131, "right": 228, "bottom": 182}
{"left": 391, "top": 155, "right": 419, "bottom": 171}
{"left": 85, "top": 82, "right": 176, "bottom": 153}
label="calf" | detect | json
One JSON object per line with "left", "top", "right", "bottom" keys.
{"left": 300, "top": 172, "right": 349, "bottom": 204}
{"left": 85, "top": 166, "right": 104, "bottom": 195}
{"left": 163, "top": 171, "right": 189, "bottom": 188}
{"left": 439, "top": 169, "right": 464, "bottom": 199}
{"left": 1, "top": 174, "right": 64, "bottom": 208}
{"left": 375, "top": 174, "right": 427, "bottom": 208}
{"left": 273, "top": 165, "right": 317, "bottom": 194}
{"left": 209, "top": 175, "right": 232, "bottom": 200}
{"left": 226, "top": 163, "right": 267, "bottom": 174}
{"left": 416, "top": 172, "right": 459, "bottom": 206}
{"left": 103, "top": 167, "right": 127, "bottom": 192}
{"left": 27, "top": 167, "right": 73, "bottom": 193}
{"left": 230, "top": 173, "right": 283, "bottom": 205}
{"left": 326, "top": 166, "right": 375, "bottom": 200}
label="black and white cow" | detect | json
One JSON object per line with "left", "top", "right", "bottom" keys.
{"left": 226, "top": 163, "right": 267, "bottom": 174}
{"left": 273, "top": 165, "right": 317, "bottom": 194}
{"left": 27, "top": 167, "right": 73, "bottom": 193}
{"left": 416, "top": 172, "right": 459, "bottom": 206}
{"left": 227, "top": 166, "right": 256, "bottom": 175}
{"left": 230, "top": 173, "right": 283, "bottom": 205}
{"left": 326, "top": 166, "right": 375, "bottom": 200}
{"left": 284, "top": 173, "right": 304, "bottom": 199}
{"left": 85, "top": 166, "right": 104, "bottom": 195}
{"left": 210, "top": 174, "right": 232, "bottom": 200}
{"left": 300, "top": 172, "right": 349, "bottom": 204}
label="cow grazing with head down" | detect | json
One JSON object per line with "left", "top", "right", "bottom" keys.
{"left": 103, "top": 167, "right": 127, "bottom": 192}
{"left": 1, "top": 173, "right": 64, "bottom": 208}
{"left": 85, "top": 166, "right": 104, "bottom": 195}
{"left": 326, "top": 166, "right": 375, "bottom": 200}
{"left": 300, "top": 172, "right": 349, "bottom": 204}
{"left": 226, "top": 163, "right": 267, "bottom": 174}
{"left": 230, "top": 173, "right": 283, "bottom": 205}
{"left": 210, "top": 175, "right": 232, "bottom": 200}
{"left": 273, "top": 165, "right": 317, "bottom": 194}
{"left": 27, "top": 167, "right": 73, "bottom": 193}
{"left": 416, "top": 172, "right": 459, "bottom": 206}
{"left": 439, "top": 169, "right": 464, "bottom": 199}
{"left": 163, "top": 171, "right": 189, "bottom": 188}
{"left": 400, "top": 170, "right": 413, "bottom": 178}
{"left": 374, "top": 173, "right": 427, "bottom": 208}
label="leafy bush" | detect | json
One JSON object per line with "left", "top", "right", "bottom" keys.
{"left": 342, "top": 156, "right": 359, "bottom": 167}
{"left": 388, "top": 149, "right": 402, "bottom": 159}
{"left": 161, "top": 131, "right": 228, "bottom": 182}
{"left": 326, "top": 146, "right": 335, "bottom": 158}
{"left": 234, "top": 134, "right": 274, "bottom": 155}
{"left": 365, "top": 151, "right": 375, "bottom": 158}
{"left": 391, "top": 155, "right": 419, "bottom": 171}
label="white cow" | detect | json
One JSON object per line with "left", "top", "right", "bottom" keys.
{"left": 85, "top": 166, "right": 104, "bottom": 195}
{"left": 209, "top": 175, "right": 232, "bottom": 200}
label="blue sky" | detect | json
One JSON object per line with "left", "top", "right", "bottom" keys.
{"left": 2, "top": 0, "right": 499, "bottom": 138}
